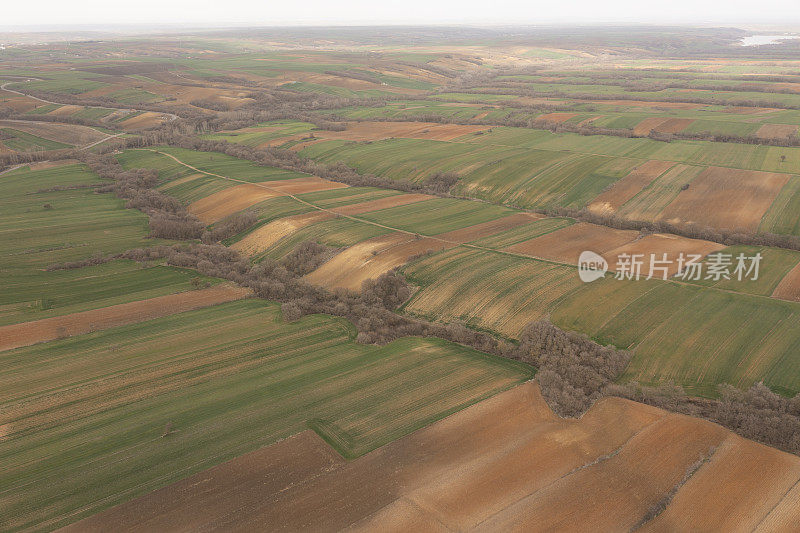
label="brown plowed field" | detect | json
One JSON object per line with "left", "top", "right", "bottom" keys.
{"left": 434, "top": 212, "right": 543, "bottom": 243}
{"left": 756, "top": 123, "right": 800, "bottom": 140}
{"left": 632, "top": 117, "right": 693, "bottom": 136}
{"left": 305, "top": 234, "right": 454, "bottom": 291}
{"left": 332, "top": 193, "right": 434, "bottom": 215}
{"left": 117, "top": 111, "right": 165, "bottom": 130}
{"left": 506, "top": 222, "right": 639, "bottom": 264}
{"left": 231, "top": 211, "right": 333, "bottom": 256}
{"left": 261, "top": 176, "right": 348, "bottom": 195}
{"left": 659, "top": 166, "right": 790, "bottom": 232}
{"left": 0, "top": 285, "right": 250, "bottom": 352}
{"left": 589, "top": 160, "right": 676, "bottom": 213}
{"left": 506, "top": 222, "right": 721, "bottom": 275}
{"left": 633, "top": 117, "right": 670, "bottom": 135}
{"left": 187, "top": 177, "right": 345, "bottom": 223}
{"left": 188, "top": 184, "right": 280, "bottom": 223}
{"left": 642, "top": 435, "right": 800, "bottom": 532}
{"left": 65, "top": 382, "right": 800, "bottom": 532}
{"left": 47, "top": 105, "right": 83, "bottom": 117}
{"left": 772, "top": 261, "right": 800, "bottom": 302}
{"left": 605, "top": 233, "right": 725, "bottom": 277}
{"left": 536, "top": 112, "right": 577, "bottom": 123}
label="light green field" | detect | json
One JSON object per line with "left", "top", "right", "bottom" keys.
{"left": 0, "top": 164, "right": 212, "bottom": 325}
{"left": 0, "top": 299, "right": 532, "bottom": 531}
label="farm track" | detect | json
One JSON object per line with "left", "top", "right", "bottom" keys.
{"left": 142, "top": 148, "right": 796, "bottom": 306}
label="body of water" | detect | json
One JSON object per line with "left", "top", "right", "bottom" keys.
{"left": 740, "top": 35, "right": 800, "bottom": 46}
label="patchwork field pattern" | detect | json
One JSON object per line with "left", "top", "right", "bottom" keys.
{"left": 1, "top": 300, "right": 531, "bottom": 531}
{"left": 66, "top": 383, "right": 800, "bottom": 532}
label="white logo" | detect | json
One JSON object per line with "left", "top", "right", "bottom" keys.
{"left": 579, "top": 251, "right": 607, "bottom": 283}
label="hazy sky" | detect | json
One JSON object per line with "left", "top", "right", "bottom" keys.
{"left": 2, "top": 0, "right": 800, "bottom": 28}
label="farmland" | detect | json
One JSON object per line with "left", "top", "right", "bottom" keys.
{"left": 65, "top": 382, "right": 800, "bottom": 532}
{"left": 113, "top": 145, "right": 800, "bottom": 396}
{"left": 0, "top": 300, "right": 531, "bottom": 531}
{"left": 5, "top": 24, "right": 800, "bottom": 531}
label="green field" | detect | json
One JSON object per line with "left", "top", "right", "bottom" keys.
{"left": 402, "top": 244, "right": 800, "bottom": 397}
{"left": 0, "top": 299, "right": 532, "bottom": 531}
{"left": 0, "top": 164, "right": 205, "bottom": 325}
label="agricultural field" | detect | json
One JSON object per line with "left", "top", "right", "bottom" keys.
{"left": 0, "top": 299, "right": 531, "bottom": 531}
{"left": 5, "top": 23, "right": 800, "bottom": 531}
{"left": 66, "top": 382, "right": 800, "bottom": 532}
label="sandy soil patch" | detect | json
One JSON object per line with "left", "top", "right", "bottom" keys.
{"left": 0, "top": 285, "right": 250, "bottom": 353}
{"left": 0, "top": 119, "right": 107, "bottom": 146}
{"left": 67, "top": 381, "right": 800, "bottom": 532}
{"left": 331, "top": 193, "right": 434, "bottom": 215}
{"left": 589, "top": 160, "right": 676, "bottom": 214}
{"left": 506, "top": 222, "right": 639, "bottom": 264}
{"left": 434, "top": 213, "right": 543, "bottom": 243}
{"left": 536, "top": 112, "right": 577, "bottom": 124}
{"left": 231, "top": 211, "right": 333, "bottom": 256}
{"left": 188, "top": 184, "right": 280, "bottom": 223}
{"left": 755, "top": 123, "right": 799, "bottom": 140}
{"left": 305, "top": 233, "right": 454, "bottom": 291}
{"left": 772, "top": 260, "right": 800, "bottom": 302}
{"left": 659, "top": 166, "right": 790, "bottom": 232}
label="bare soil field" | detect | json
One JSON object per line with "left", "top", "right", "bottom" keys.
{"left": 231, "top": 211, "right": 334, "bottom": 256}
{"left": 116, "top": 111, "right": 167, "bottom": 130}
{"left": 261, "top": 176, "right": 348, "bottom": 195}
{"left": 46, "top": 104, "right": 84, "bottom": 117}
{"left": 0, "top": 119, "right": 107, "bottom": 146}
{"left": 605, "top": 233, "right": 725, "bottom": 276}
{"left": 755, "top": 123, "right": 800, "bottom": 140}
{"left": 331, "top": 193, "right": 434, "bottom": 215}
{"left": 589, "top": 160, "right": 677, "bottom": 213}
{"left": 642, "top": 435, "right": 800, "bottom": 532}
{"left": 506, "top": 222, "right": 638, "bottom": 264}
{"left": 188, "top": 184, "right": 280, "bottom": 223}
{"left": 187, "top": 178, "right": 344, "bottom": 223}
{"left": 305, "top": 233, "right": 454, "bottom": 291}
{"left": 771, "top": 261, "right": 800, "bottom": 302}
{"left": 434, "top": 212, "right": 543, "bottom": 243}
{"left": 64, "top": 382, "right": 800, "bottom": 532}
{"left": 0, "top": 285, "right": 250, "bottom": 352}
{"left": 659, "top": 166, "right": 790, "bottom": 232}
{"left": 632, "top": 117, "right": 693, "bottom": 136}
{"left": 657, "top": 117, "right": 694, "bottom": 133}
{"left": 536, "top": 112, "right": 577, "bottom": 123}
